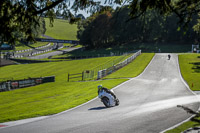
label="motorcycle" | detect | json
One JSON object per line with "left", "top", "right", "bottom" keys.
{"left": 98, "top": 89, "right": 119, "bottom": 107}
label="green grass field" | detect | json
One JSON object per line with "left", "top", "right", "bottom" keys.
{"left": 179, "top": 54, "right": 200, "bottom": 91}
{"left": 0, "top": 56, "right": 121, "bottom": 81}
{"left": 0, "top": 53, "right": 153, "bottom": 123}
{"left": 104, "top": 53, "right": 155, "bottom": 79}
{"left": 45, "top": 18, "right": 78, "bottom": 40}
{"left": 0, "top": 79, "right": 127, "bottom": 123}
{"left": 2, "top": 18, "right": 77, "bottom": 53}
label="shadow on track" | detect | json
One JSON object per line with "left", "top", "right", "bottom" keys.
{"left": 88, "top": 106, "right": 107, "bottom": 111}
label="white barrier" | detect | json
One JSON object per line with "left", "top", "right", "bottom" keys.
{"left": 97, "top": 50, "right": 141, "bottom": 79}
{"left": 15, "top": 43, "right": 50, "bottom": 53}
{"left": 13, "top": 44, "right": 56, "bottom": 58}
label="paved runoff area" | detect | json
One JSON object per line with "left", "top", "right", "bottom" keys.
{"left": 0, "top": 53, "right": 199, "bottom": 133}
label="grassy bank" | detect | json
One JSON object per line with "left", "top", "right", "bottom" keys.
{"left": 0, "top": 79, "right": 126, "bottom": 123}
{"left": 0, "top": 53, "right": 153, "bottom": 123}
{"left": 104, "top": 53, "right": 155, "bottom": 79}
{"left": 45, "top": 18, "right": 78, "bottom": 40}
{"left": 2, "top": 18, "right": 77, "bottom": 54}
{"left": 179, "top": 54, "right": 200, "bottom": 91}
{"left": 0, "top": 56, "right": 122, "bottom": 81}
{"left": 165, "top": 53, "right": 200, "bottom": 133}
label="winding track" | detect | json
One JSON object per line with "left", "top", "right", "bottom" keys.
{"left": 0, "top": 53, "right": 199, "bottom": 133}
{"left": 27, "top": 47, "right": 80, "bottom": 59}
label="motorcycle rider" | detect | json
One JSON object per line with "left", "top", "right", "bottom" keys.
{"left": 168, "top": 54, "right": 171, "bottom": 60}
{"left": 98, "top": 85, "right": 116, "bottom": 99}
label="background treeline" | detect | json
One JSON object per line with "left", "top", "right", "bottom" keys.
{"left": 15, "top": 17, "right": 46, "bottom": 44}
{"left": 77, "top": 6, "right": 199, "bottom": 49}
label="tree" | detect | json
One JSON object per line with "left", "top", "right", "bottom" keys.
{"left": 77, "top": 5, "right": 198, "bottom": 49}
{"left": 77, "top": 7, "right": 114, "bottom": 49}
{"left": 128, "top": 0, "right": 200, "bottom": 32}
{"left": 0, "top": 0, "right": 104, "bottom": 45}
{"left": 1, "top": 0, "right": 200, "bottom": 45}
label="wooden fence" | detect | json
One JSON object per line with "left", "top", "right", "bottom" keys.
{"left": 68, "top": 72, "right": 84, "bottom": 82}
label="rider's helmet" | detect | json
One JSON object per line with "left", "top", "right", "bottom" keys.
{"left": 98, "top": 85, "right": 103, "bottom": 90}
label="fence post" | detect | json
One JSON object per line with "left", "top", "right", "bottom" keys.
{"left": 6, "top": 81, "right": 11, "bottom": 91}
{"left": 82, "top": 72, "right": 84, "bottom": 81}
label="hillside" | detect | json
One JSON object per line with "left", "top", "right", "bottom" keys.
{"left": 44, "top": 18, "right": 78, "bottom": 40}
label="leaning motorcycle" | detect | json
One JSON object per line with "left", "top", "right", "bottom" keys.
{"left": 98, "top": 89, "right": 119, "bottom": 107}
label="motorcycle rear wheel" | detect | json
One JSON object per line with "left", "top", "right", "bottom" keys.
{"left": 102, "top": 97, "right": 110, "bottom": 108}
{"left": 115, "top": 98, "right": 120, "bottom": 106}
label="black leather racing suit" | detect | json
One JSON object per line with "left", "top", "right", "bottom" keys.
{"left": 98, "top": 87, "right": 116, "bottom": 99}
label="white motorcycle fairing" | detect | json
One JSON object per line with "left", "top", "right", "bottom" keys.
{"left": 98, "top": 90, "right": 116, "bottom": 107}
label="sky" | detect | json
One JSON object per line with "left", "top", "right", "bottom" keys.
{"left": 71, "top": 0, "right": 124, "bottom": 18}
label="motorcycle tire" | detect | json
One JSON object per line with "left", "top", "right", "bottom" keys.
{"left": 102, "top": 97, "right": 110, "bottom": 108}
{"left": 115, "top": 98, "right": 120, "bottom": 106}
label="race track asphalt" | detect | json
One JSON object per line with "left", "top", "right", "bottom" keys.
{"left": 28, "top": 47, "right": 80, "bottom": 59}
{"left": 0, "top": 53, "right": 199, "bottom": 133}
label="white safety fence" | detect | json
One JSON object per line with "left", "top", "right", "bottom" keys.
{"left": 11, "top": 48, "right": 53, "bottom": 58}
{"left": 15, "top": 43, "right": 51, "bottom": 53}
{"left": 97, "top": 50, "right": 141, "bottom": 79}
{"left": 10, "top": 43, "right": 65, "bottom": 58}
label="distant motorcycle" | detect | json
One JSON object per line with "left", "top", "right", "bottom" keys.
{"left": 98, "top": 89, "right": 119, "bottom": 107}
{"left": 168, "top": 54, "right": 171, "bottom": 60}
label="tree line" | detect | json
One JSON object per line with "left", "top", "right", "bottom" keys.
{"left": 77, "top": 6, "right": 199, "bottom": 49}
{"left": 1, "top": 0, "right": 200, "bottom": 46}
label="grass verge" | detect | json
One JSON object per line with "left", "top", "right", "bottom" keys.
{"left": 179, "top": 54, "right": 200, "bottom": 91}
{"left": 165, "top": 120, "right": 200, "bottom": 133}
{"left": 104, "top": 53, "right": 155, "bottom": 79}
